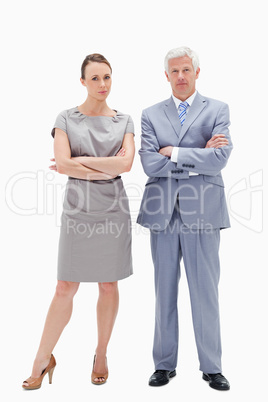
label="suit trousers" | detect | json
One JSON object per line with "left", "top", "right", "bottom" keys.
{"left": 150, "top": 202, "right": 222, "bottom": 373}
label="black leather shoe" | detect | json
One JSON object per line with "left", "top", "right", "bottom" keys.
{"left": 149, "top": 370, "right": 176, "bottom": 386}
{"left": 203, "top": 373, "right": 230, "bottom": 391}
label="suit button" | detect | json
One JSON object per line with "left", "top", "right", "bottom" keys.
{"left": 176, "top": 179, "right": 178, "bottom": 182}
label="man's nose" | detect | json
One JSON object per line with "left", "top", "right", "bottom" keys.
{"left": 178, "top": 72, "right": 184, "bottom": 80}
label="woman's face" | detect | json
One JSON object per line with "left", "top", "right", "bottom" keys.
{"left": 81, "top": 62, "right": 112, "bottom": 100}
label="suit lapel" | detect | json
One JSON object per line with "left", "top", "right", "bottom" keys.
{"left": 164, "top": 97, "right": 182, "bottom": 139}
{"left": 178, "top": 92, "right": 207, "bottom": 143}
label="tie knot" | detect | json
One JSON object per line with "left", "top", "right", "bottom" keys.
{"left": 178, "top": 101, "right": 188, "bottom": 111}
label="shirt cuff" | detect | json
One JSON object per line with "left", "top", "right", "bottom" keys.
{"left": 171, "top": 147, "right": 179, "bottom": 162}
{"left": 171, "top": 147, "right": 198, "bottom": 175}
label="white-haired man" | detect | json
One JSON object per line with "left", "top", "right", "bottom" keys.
{"left": 137, "top": 47, "right": 232, "bottom": 391}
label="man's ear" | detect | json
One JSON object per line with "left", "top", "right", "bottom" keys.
{"left": 165, "top": 71, "right": 170, "bottom": 82}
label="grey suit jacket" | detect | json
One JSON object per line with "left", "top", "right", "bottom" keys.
{"left": 137, "top": 92, "right": 233, "bottom": 231}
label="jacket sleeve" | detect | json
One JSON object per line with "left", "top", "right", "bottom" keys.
{"left": 139, "top": 109, "right": 189, "bottom": 179}
{"left": 176, "top": 103, "right": 233, "bottom": 176}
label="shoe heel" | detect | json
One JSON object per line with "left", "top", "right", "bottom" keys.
{"left": 202, "top": 373, "right": 209, "bottom": 382}
{"left": 48, "top": 367, "right": 55, "bottom": 384}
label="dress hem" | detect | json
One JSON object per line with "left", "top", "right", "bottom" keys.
{"left": 57, "top": 271, "right": 133, "bottom": 283}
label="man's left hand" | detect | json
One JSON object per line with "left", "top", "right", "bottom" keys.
{"left": 159, "top": 146, "right": 173, "bottom": 158}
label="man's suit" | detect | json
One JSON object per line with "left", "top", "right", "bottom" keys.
{"left": 137, "top": 92, "right": 232, "bottom": 373}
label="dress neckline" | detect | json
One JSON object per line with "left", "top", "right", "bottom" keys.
{"left": 75, "top": 106, "right": 118, "bottom": 117}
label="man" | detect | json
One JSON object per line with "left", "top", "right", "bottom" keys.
{"left": 137, "top": 46, "right": 232, "bottom": 391}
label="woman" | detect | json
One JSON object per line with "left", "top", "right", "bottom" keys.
{"left": 22, "top": 54, "right": 135, "bottom": 389}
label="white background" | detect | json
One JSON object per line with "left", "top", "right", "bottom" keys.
{"left": 1, "top": 0, "right": 267, "bottom": 401}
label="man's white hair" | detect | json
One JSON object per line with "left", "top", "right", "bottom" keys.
{"left": 164, "top": 46, "right": 200, "bottom": 73}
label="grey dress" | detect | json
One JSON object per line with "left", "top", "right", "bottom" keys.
{"left": 51, "top": 107, "right": 134, "bottom": 282}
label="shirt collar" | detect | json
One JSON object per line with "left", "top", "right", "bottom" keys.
{"left": 172, "top": 90, "right": 197, "bottom": 108}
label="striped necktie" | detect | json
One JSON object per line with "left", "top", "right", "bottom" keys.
{"left": 178, "top": 101, "right": 188, "bottom": 126}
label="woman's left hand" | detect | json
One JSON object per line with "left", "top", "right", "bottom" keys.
{"left": 49, "top": 158, "right": 57, "bottom": 171}
{"left": 50, "top": 148, "right": 126, "bottom": 174}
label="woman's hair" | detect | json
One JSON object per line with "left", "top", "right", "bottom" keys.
{"left": 81, "top": 53, "right": 112, "bottom": 79}
{"left": 164, "top": 46, "right": 199, "bottom": 73}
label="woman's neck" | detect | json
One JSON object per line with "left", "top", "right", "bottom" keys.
{"left": 78, "top": 97, "right": 115, "bottom": 116}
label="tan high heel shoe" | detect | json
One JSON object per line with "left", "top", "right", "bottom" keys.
{"left": 91, "top": 355, "right": 108, "bottom": 385}
{"left": 22, "top": 354, "right": 56, "bottom": 390}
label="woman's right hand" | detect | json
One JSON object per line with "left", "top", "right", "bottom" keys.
{"left": 116, "top": 147, "right": 126, "bottom": 157}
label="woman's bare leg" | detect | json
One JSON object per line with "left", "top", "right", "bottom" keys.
{"left": 93, "top": 281, "right": 119, "bottom": 383}
{"left": 24, "top": 280, "right": 80, "bottom": 384}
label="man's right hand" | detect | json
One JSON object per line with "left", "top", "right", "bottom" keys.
{"left": 205, "top": 134, "right": 229, "bottom": 149}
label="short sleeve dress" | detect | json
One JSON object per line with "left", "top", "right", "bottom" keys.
{"left": 51, "top": 107, "right": 134, "bottom": 282}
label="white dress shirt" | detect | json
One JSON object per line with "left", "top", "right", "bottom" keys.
{"left": 170, "top": 91, "right": 198, "bottom": 175}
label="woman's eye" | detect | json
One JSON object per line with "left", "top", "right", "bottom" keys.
{"left": 92, "top": 77, "right": 98, "bottom": 81}
{"left": 105, "top": 76, "right": 110, "bottom": 80}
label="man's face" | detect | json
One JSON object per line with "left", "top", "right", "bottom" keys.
{"left": 165, "top": 56, "right": 200, "bottom": 101}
